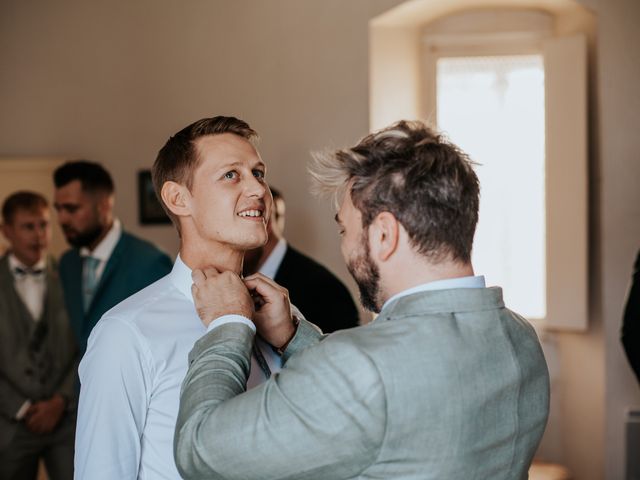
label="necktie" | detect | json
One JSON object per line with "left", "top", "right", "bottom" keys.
{"left": 253, "top": 342, "right": 272, "bottom": 379}
{"left": 83, "top": 256, "right": 101, "bottom": 312}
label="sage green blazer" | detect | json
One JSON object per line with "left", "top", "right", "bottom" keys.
{"left": 175, "top": 287, "right": 549, "bottom": 480}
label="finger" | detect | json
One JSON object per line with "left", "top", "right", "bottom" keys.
{"left": 243, "top": 275, "right": 281, "bottom": 294}
{"left": 203, "top": 267, "right": 220, "bottom": 279}
{"left": 26, "top": 417, "right": 37, "bottom": 430}
{"left": 244, "top": 276, "right": 289, "bottom": 306}
{"left": 191, "top": 269, "right": 206, "bottom": 285}
{"left": 244, "top": 272, "right": 282, "bottom": 290}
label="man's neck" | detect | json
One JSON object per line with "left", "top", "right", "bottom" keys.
{"left": 243, "top": 234, "right": 281, "bottom": 275}
{"left": 180, "top": 241, "right": 244, "bottom": 274}
{"left": 381, "top": 257, "right": 475, "bottom": 303}
{"left": 257, "top": 235, "right": 280, "bottom": 268}
{"left": 10, "top": 252, "right": 45, "bottom": 269}
{"left": 87, "top": 220, "right": 114, "bottom": 252}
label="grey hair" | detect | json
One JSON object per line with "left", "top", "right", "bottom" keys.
{"left": 308, "top": 120, "right": 480, "bottom": 264}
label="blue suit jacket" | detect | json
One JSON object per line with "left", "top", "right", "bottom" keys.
{"left": 59, "top": 231, "right": 172, "bottom": 352}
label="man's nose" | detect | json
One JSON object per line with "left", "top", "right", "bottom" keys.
{"left": 245, "top": 175, "right": 267, "bottom": 197}
{"left": 57, "top": 210, "right": 69, "bottom": 224}
{"left": 36, "top": 225, "right": 49, "bottom": 240}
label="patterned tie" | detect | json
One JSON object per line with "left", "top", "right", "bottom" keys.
{"left": 252, "top": 342, "right": 272, "bottom": 379}
{"left": 83, "top": 256, "right": 101, "bottom": 312}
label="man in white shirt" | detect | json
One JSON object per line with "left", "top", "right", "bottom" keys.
{"left": 0, "top": 191, "right": 77, "bottom": 480}
{"left": 174, "top": 120, "right": 550, "bottom": 479}
{"left": 74, "top": 116, "right": 280, "bottom": 479}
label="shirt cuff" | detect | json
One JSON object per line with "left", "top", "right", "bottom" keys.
{"left": 15, "top": 399, "right": 32, "bottom": 420}
{"left": 206, "top": 314, "right": 256, "bottom": 334}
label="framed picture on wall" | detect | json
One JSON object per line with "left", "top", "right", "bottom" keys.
{"left": 138, "top": 170, "right": 171, "bottom": 225}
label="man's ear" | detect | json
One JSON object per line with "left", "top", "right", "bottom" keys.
{"left": 368, "top": 211, "right": 399, "bottom": 262}
{"left": 160, "top": 181, "right": 191, "bottom": 217}
{"left": 97, "top": 193, "right": 114, "bottom": 217}
{"left": 1, "top": 222, "right": 12, "bottom": 242}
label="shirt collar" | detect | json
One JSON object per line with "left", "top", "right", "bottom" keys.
{"left": 8, "top": 253, "right": 46, "bottom": 274}
{"left": 259, "top": 238, "right": 287, "bottom": 279}
{"left": 382, "top": 275, "right": 486, "bottom": 311}
{"left": 170, "top": 254, "right": 194, "bottom": 304}
{"left": 80, "top": 218, "right": 122, "bottom": 262}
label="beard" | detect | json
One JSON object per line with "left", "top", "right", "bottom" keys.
{"left": 64, "top": 224, "right": 104, "bottom": 248}
{"left": 346, "top": 237, "right": 381, "bottom": 313}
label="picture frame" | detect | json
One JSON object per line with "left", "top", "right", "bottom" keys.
{"left": 138, "top": 170, "right": 171, "bottom": 225}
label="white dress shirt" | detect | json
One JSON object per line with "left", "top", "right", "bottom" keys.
{"left": 79, "top": 218, "right": 122, "bottom": 281}
{"left": 75, "top": 255, "right": 282, "bottom": 480}
{"left": 8, "top": 254, "right": 47, "bottom": 321}
{"left": 382, "top": 275, "right": 486, "bottom": 310}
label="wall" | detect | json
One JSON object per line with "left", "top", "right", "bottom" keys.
{"left": 581, "top": 0, "right": 640, "bottom": 477}
{"left": 370, "top": 0, "right": 640, "bottom": 478}
{"left": 0, "top": 0, "right": 403, "bottom": 306}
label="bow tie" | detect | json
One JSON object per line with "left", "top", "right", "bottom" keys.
{"left": 14, "top": 267, "right": 45, "bottom": 277}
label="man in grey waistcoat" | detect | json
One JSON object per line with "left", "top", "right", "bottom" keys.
{"left": 0, "top": 191, "right": 77, "bottom": 480}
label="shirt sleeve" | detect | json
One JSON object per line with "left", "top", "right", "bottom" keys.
{"left": 174, "top": 323, "right": 386, "bottom": 480}
{"left": 75, "top": 316, "right": 152, "bottom": 480}
{"left": 206, "top": 314, "right": 256, "bottom": 334}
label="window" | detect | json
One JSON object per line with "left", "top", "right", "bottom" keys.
{"left": 436, "top": 54, "right": 546, "bottom": 318}
{"left": 370, "top": 7, "right": 588, "bottom": 331}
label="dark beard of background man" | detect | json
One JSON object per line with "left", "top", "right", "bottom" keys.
{"left": 347, "top": 231, "right": 381, "bottom": 313}
{"left": 62, "top": 223, "right": 103, "bottom": 248}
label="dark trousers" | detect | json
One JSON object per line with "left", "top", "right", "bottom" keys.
{"left": 0, "top": 413, "right": 75, "bottom": 480}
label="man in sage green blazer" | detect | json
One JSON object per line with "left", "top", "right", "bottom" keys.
{"left": 175, "top": 121, "right": 550, "bottom": 479}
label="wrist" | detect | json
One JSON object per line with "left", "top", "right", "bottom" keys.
{"left": 15, "top": 399, "right": 32, "bottom": 421}
{"left": 51, "top": 393, "right": 67, "bottom": 411}
{"left": 275, "top": 315, "right": 300, "bottom": 355}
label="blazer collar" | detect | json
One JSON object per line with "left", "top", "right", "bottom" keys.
{"left": 378, "top": 286, "right": 505, "bottom": 321}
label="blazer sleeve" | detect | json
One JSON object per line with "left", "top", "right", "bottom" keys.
{"left": 55, "top": 353, "right": 80, "bottom": 410}
{"left": 75, "top": 317, "right": 151, "bottom": 480}
{"left": 0, "top": 376, "right": 28, "bottom": 420}
{"left": 622, "top": 251, "right": 640, "bottom": 382}
{"left": 175, "top": 323, "right": 386, "bottom": 480}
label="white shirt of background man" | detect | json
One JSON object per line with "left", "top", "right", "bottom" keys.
{"left": 9, "top": 253, "right": 46, "bottom": 321}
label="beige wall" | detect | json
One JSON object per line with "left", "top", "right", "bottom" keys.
{"left": 0, "top": 0, "right": 403, "bottom": 317}
{"left": 582, "top": 0, "right": 640, "bottom": 478}
{"left": 1, "top": 0, "right": 639, "bottom": 478}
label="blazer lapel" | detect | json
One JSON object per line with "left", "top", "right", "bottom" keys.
{"left": 64, "top": 251, "right": 85, "bottom": 336}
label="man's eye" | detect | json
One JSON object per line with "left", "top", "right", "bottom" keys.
{"left": 338, "top": 229, "right": 345, "bottom": 236}
{"left": 253, "top": 170, "right": 265, "bottom": 180}
{"left": 224, "top": 171, "right": 238, "bottom": 180}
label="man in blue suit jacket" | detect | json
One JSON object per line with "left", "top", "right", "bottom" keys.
{"left": 53, "top": 161, "right": 172, "bottom": 352}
